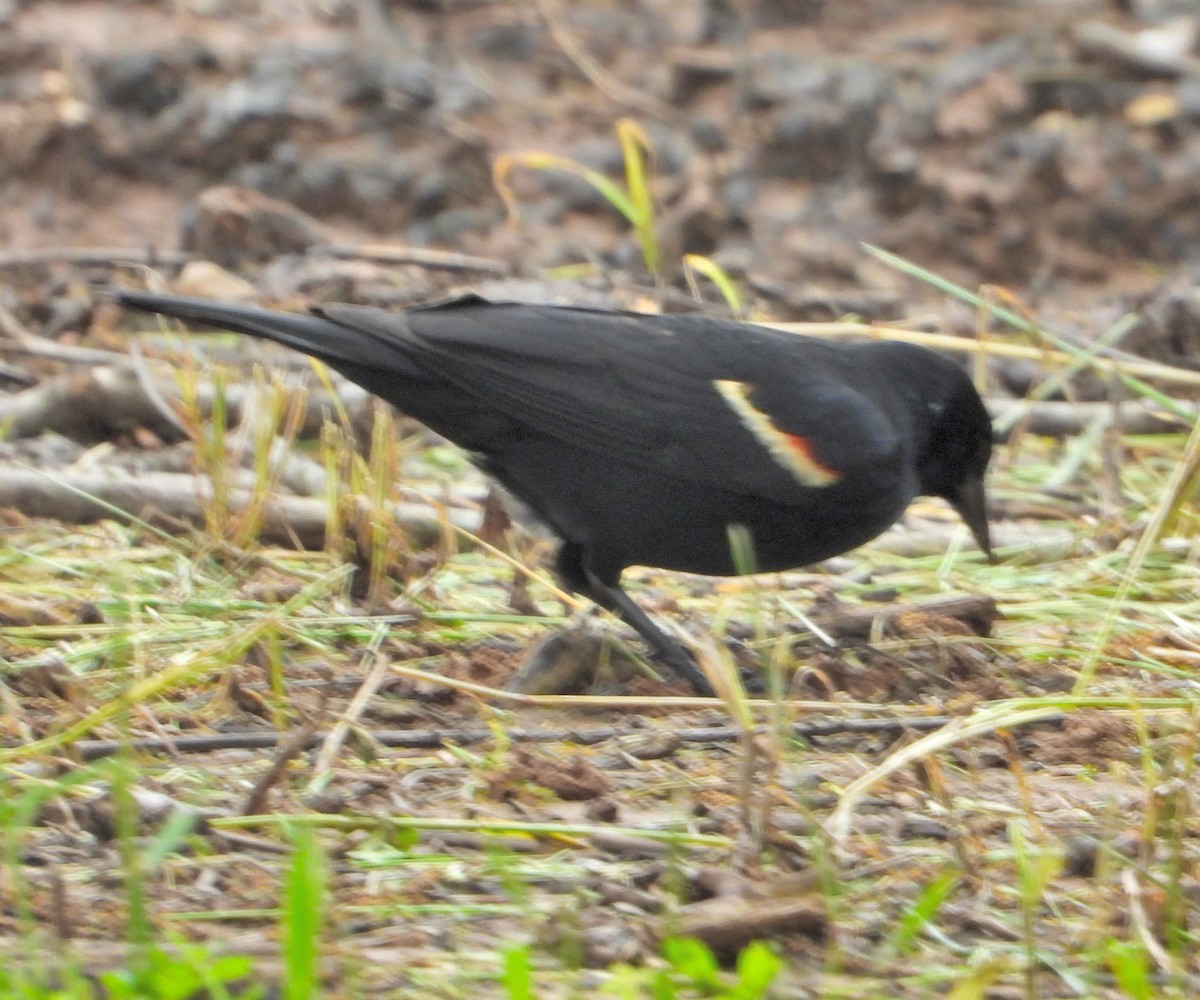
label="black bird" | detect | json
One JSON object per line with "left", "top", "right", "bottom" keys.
{"left": 118, "top": 292, "right": 994, "bottom": 696}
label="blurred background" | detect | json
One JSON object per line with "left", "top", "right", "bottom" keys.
{"left": 1, "top": 0, "right": 1199, "bottom": 350}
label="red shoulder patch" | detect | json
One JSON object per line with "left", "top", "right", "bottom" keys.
{"left": 714, "top": 380, "right": 842, "bottom": 487}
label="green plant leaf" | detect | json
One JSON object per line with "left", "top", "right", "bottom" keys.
{"left": 684, "top": 254, "right": 744, "bottom": 316}
{"left": 501, "top": 945, "right": 534, "bottom": 1000}
{"left": 282, "top": 823, "right": 327, "bottom": 1000}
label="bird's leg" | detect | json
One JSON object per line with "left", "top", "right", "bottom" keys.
{"left": 585, "top": 575, "right": 716, "bottom": 697}
{"left": 555, "top": 543, "right": 715, "bottom": 697}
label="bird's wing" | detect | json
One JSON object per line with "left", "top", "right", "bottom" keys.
{"left": 316, "top": 300, "right": 902, "bottom": 504}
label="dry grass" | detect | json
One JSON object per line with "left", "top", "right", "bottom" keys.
{"left": 2, "top": 287, "right": 1200, "bottom": 997}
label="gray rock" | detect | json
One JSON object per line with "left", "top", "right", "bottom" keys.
{"left": 92, "top": 51, "right": 185, "bottom": 117}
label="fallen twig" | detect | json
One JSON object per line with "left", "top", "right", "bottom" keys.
{"left": 765, "top": 320, "right": 1200, "bottom": 390}
{"left": 0, "top": 301, "right": 130, "bottom": 365}
{"left": 531, "top": 0, "right": 681, "bottom": 123}
{"left": 65, "top": 716, "right": 976, "bottom": 761}
{"left": 0, "top": 362, "right": 370, "bottom": 441}
{"left": 0, "top": 465, "right": 478, "bottom": 548}
{"left": 0, "top": 247, "right": 192, "bottom": 270}
{"left": 311, "top": 651, "right": 393, "bottom": 779}
{"left": 798, "top": 593, "right": 1000, "bottom": 641}
{"left": 313, "top": 243, "right": 510, "bottom": 275}
{"left": 988, "top": 397, "right": 1195, "bottom": 438}
{"left": 239, "top": 714, "right": 323, "bottom": 816}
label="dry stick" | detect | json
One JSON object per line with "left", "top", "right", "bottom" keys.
{"left": 792, "top": 593, "right": 999, "bottom": 642}
{"left": 49, "top": 869, "right": 71, "bottom": 942}
{"left": 313, "top": 244, "right": 510, "bottom": 275}
{"left": 531, "top": 0, "right": 680, "bottom": 123}
{"left": 311, "top": 649, "right": 393, "bottom": 779}
{"left": 985, "top": 397, "right": 1194, "bottom": 438}
{"left": 126, "top": 341, "right": 189, "bottom": 438}
{"left": 0, "top": 242, "right": 502, "bottom": 276}
{"left": 455, "top": 521, "right": 583, "bottom": 610}
{"left": 0, "top": 241, "right": 503, "bottom": 276}
{"left": 0, "top": 339, "right": 134, "bottom": 366}
{"left": 83, "top": 438, "right": 332, "bottom": 499}
{"left": 133, "top": 704, "right": 185, "bottom": 762}
{"left": 54, "top": 439, "right": 332, "bottom": 499}
{"left": 825, "top": 704, "right": 1068, "bottom": 850}
{"left": 677, "top": 894, "right": 827, "bottom": 951}
{"left": 0, "top": 465, "right": 477, "bottom": 549}
{"left": 0, "top": 365, "right": 189, "bottom": 440}
{"left": 213, "top": 828, "right": 290, "bottom": 855}
{"left": 0, "top": 301, "right": 33, "bottom": 345}
{"left": 68, "top": 715, "right": 972, "bottom": 761}
{"left": 0, "top": 362, "right": 371, "bottom": 441}
{"left": 0, "top": 247, "right": 192, "bottom": 269}
{"left": 238, "top": 714, "right": 322, "bottom": 817}
{"left": 1122, "top": 868, "right": 1178, "bottom": 975}
{"left": 1146, "top": 646, "right": 1200, "bottom": 666}
{"left": 763, "top": 320, "right": 1200, "bottom": 390}
{"left": 0, "top": 301, "right": 128, "bottom": 365}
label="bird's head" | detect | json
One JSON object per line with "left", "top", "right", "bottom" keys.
{"left": 913, "top": 371, "right": 994, "bottom": 561}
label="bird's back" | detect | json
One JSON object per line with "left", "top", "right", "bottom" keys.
{"left": 119, "top": 293, "right": 984, "bottom": 575}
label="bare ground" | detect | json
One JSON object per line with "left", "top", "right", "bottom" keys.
{"left": 2, "top": 0, "right": 1200, "bottom": 996}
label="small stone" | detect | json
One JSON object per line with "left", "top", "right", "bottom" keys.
{"left": 175, "top": 260, "right": 260, "bottom": 301}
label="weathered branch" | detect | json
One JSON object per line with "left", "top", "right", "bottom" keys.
{"left": 0, "top": 466, "right": 478, "bottom": 548}
{"left": 988, "top": 397, "right": 1195, "bottom": 438}
{"left": 0, "top": 363, "right": 370, "bottom": 442}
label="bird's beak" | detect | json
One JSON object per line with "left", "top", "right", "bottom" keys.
{"left": 952, "top": 476, "right": 994, "bottom": 563}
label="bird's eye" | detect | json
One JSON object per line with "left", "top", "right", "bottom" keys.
{"left": 928, "top": 401, "right": 945, "bottom": 417}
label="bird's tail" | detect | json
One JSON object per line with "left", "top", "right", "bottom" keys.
{"left": 117, "top": 291, "right": 362, "bottom": 367}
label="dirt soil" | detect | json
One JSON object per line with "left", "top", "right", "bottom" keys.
{"left": 2, "top": 0, "right": 1200, "bottom": 996}
{"left": 2, "top": 0, "right": 1199, "bottom": 330}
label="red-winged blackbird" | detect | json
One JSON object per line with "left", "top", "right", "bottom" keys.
{"left": 118, "top": 292, "right": 994, "bottom": 696}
